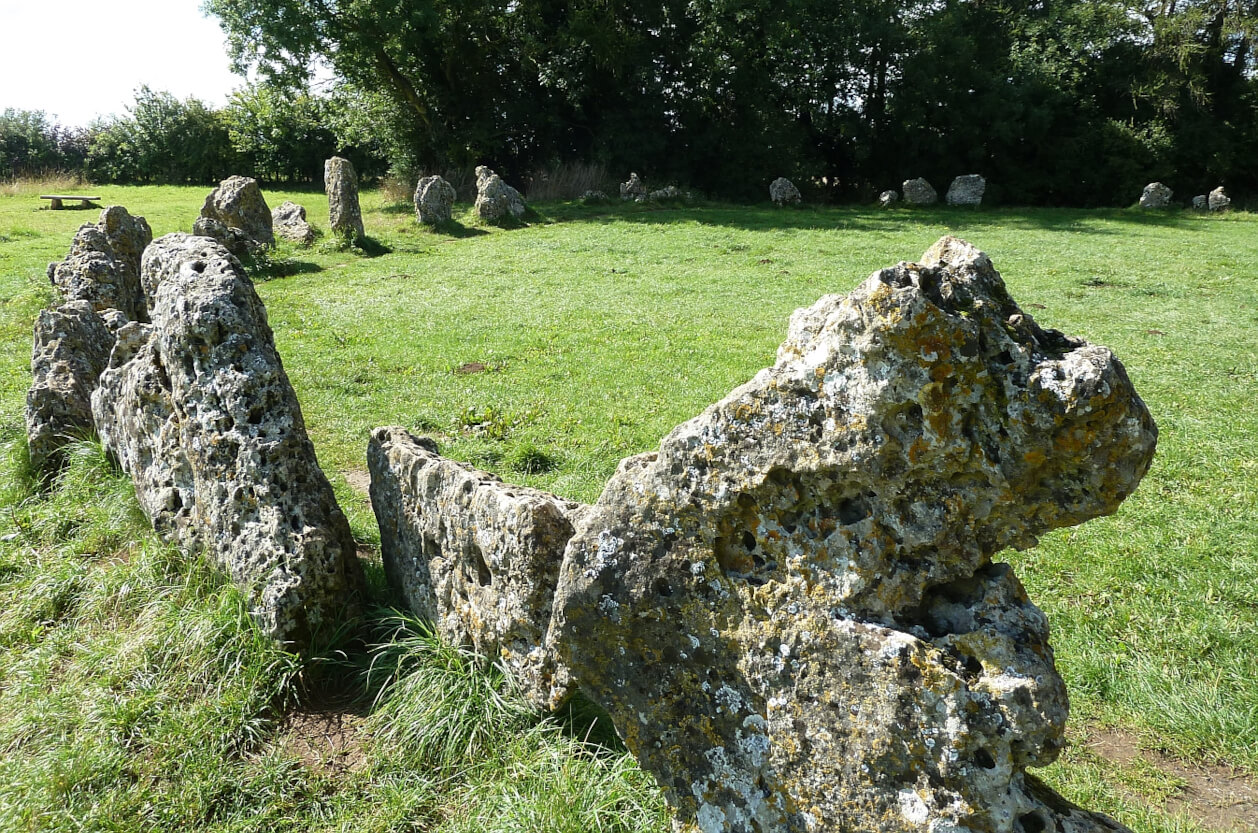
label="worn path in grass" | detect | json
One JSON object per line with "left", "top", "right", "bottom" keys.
{"left": 1, "top": 183, "right": 1255, "bottom": 832}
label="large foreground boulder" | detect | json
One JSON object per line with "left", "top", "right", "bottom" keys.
{"left": 25, "top": 301, "right": 115, "bottom": 473}
{"left": 92, "top": 233, "right": 365, "bottom": 646}
{"left": 414, "top": 175, "right": 457, "bottom": 225}
{"left": 369, "top": 427, "right": 583, "bottom": 709}
{"left": 552, "top": 236, "right": 1156, "bottom": 833}
{"left": 475, "top": 165, "right": 526, "bottom": 223}
{"left": 47, "top": 205, "right": 152, "bottom": 321}
{"left": 946, "top": 174, "right": 986, "bottom": 206}
{"left": 272, "top": 201, "right": 317, "bottom": 245}
{"left": 198, "top": 176, "right": 275, "bottom": 255}
{"left": 325, "top": 157, "right": 366, "bottom": 243}
{"left": 902, "top": 177, "right": 938, "bottom": 205}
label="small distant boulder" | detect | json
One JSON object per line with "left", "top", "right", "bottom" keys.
{"left": 1192, "top": 194, "right": 1209, "bottom": 210}
{"left": 769, "top": 177, "right": 801, "bottom": 206}
{"left": 1208, "top": 186, "right": 1231, "bottom": 212}
{"left": 1139, "top": 182, "right": 1173, "bottom": 209}
{"left": 946, "top": 174, "right": 986, "bottom": 206}
{"left": 878, "top": 189, "right": 899, "bottom": 208}
{"left": 620, "top": 172, "right": 648, "bottom": 202}
{"left": 414, "top": 175, "right": 457, "bottom": 226}
{"left": 272, "top": 201, "right": 316, "bottom": 245}
{"left": 325, "top": 157, "right": 366, "bottom": 243}
{"left": 902, "top": 177, "right": 938, "bottom": 205}
{"left": 649, "top": 185, "right": 687, "bottom": 202}
{"left": 474, "top": 165, "right": 526, "bottom": 223}
{"left": 580, "top": 189, "right": 610, "bottom": 205}
{"left": 199, "top": 175, "right": 275, "bottom": 254}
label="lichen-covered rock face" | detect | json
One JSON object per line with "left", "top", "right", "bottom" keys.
{"left": 92, "top": 233, "right": 365, "bottom": 647}
{"left": 621, "top": 172, "right": 648, "bottom": 201}
{"left": 902, "top": 177, "right": 938, "bottom": 205}
{"left": 1208, "top": 186, "right": 1231, "bottom": 212}
{"left": 474, "top": 165, "right": 526, "bottom": 223}
{"left": 272, "top": 201, "right": 316, "bottom": 245}
{"left": 879, "top": 189, "right": 899, "bottom": 207}
{"left": 946, "top": 174, "right": 986, "bottom": 206}
{"left": 369, "top": 427, "right": 583, "bottom": 709}
{"left": 414, "top": 175, "right": 457, "bottom": 225}
{"left": 193, "top": 215, "right": 260, "bottom": 260}
{"left": 48, "top": 206, "right": 152, "bottom": 321}
{"left": 325, "top": 157, "right": 366, "bottom": 243}
{"left": 1139, "top": 182, "right": 1173, "bottom": 208}
{"left": 200, "top": 176, "right": 275, "bottom": 250}
{"left": 769, "top": 178, "right": 801, "bottom": 206}
{"left": 552, "top": 236, "right": 1156, "bottom": 833}
{"left": 25, "top": 301, "right": 115, "bottom": 473}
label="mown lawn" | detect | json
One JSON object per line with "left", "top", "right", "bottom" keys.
{"left": 0, "top": 182, "right": 1254, "bottom": 832}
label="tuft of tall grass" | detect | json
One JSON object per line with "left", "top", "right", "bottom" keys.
{"left": 0, "top": 170, "right": 88, "bottom": 197}
{"left": 524, "top": 161, "right": 609, "bottom": 201}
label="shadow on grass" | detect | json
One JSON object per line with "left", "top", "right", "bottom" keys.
{"left": 426, "top": 218, "right": 488, "bottom": 238}
{"left": 250, "top": 259, "right": 323, "bottom": 281}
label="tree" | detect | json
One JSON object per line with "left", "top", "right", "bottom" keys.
{"left": 223, "top": 83, "right": 338, "bottom": 182}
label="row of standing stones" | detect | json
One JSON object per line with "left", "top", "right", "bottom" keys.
{"left": 1140, "top": 182, "right": 1232, "bottom": 211}
{"left": 27, "top": 182, "right": 1159, "bottom": 831}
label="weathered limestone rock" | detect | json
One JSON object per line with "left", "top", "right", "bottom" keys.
{"left": 25, "top": 301, "right": 115, "bottom": 473}
{"left": 621, "top": 172, "right": 648, "bottom": 202}
{"left": 946, "top": 174, "right": 986, "bottom": 206}
{"left": 1192, "top": 194, "right": 1209, "bottom": 210}
{"left": 414, "top": 175, "right": 457, "bottom": 225}
{"left": 92, "top": 233, "right": 365, "bottom": 647}
{"left": 325, "top": 157, "right": 366, "bottom": 243}
{"left": 580, "top": 189, "right": 610, "bottom": 204}
{"left": 474, "top": 165, "right": 527, "bottom": 223}
{"left": 272, "top": 201, "right": 316, "bottom": 245}
{"left": 902, "top": 177, "right": 938, "bottom": 205}
{"left": 552, "top": 236, "right": 1156, "bottom": 833}
{"left": 369, "top": 427, "right": 583, "bottom": 709}
{"left": 769, "top": 178, "right": 801, "bottom": 206}
{"left": 650, "top": 185, "right": 687, "bottom": 201}
{"left": 1208, "top": 186, "right": 1231, "bottom": 212}
{"left": 200, "top": 175, "right": 275, "bottom": 252}
{"left": 879, "top": 189, "right": 899, "bottom": 208}
{"left": 1139, "top": 182, "right": 1173, "bottom": 209}
{"left": 192, "top": 216, "right": 259, "bottom": 260}
{"left": 47, "top": 205, "right": 152, "bottom": 321}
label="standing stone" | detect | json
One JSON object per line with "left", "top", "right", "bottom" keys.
{"left": 902, "top": 177, "right": 938, "bottom": 205}
{"left": 47, "top": 205, "right": 152, "bottom": 322}
{"left": 551, "top": 236, "right": 1156, "bottom": 833}
{"left": 92, "top": 233, "right": 365, "bottom": 647}
{"left": 25, "top": 301, "right": 115, "bottom": 473}
{"left": 474, "top": 165, "right": 527, "bottom": 223}
{"left": 414, "top": 175, "right": 457, "bottom": 225}
{"left": 369, "top": 427, "right": 584, "bottom": 709}
{"left": 1208, "top": 186, "right": 1231, "bottom": 212}
{"left": 272, "top": 201, "right": 316, "bottom": 245}
{"left": 878, "top": 189, "right": 899, "bottom": 208}
{"left": 325, "top": 157, "right": 366, "bottom": 243}
{"left": 1139, "top": 182, "right": 1173, "bottom": 208}
{"left": 199, "top": 176, "right": 275, "bottom": 253}
{"left": 769, "top": 178, "right": 801, "bottom": 206}
{"left": 1192, "top": 194, "right": 1209, "bottom": 210}
{"left": 621, "top": 172, "right": 648, "bottom": 202}
{"left": 946, "top": 174, "right": 986, "bottom": 206}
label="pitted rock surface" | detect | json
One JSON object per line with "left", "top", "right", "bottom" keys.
{"left": 92, "top": 233, "right": 365, "bottom": 647}
{"left": 946, "top": 174, "right": 986, "bottom": 206}
{"left": 1208, "top": 186, "right": 1231, "bottom": 212}
{"left": 1139, "top": 182, "right": 1173, "bottom": 209}
{"left": 621, "top": 172, "right": 648, "bottom": 202}
{"left": 325, "top": 157, "right": 366, "bottom": 243}
{"left": 769, "top": 178, "right": 801, "bottom": 206}
{"left": 1192, "top": 194, "right": 1209, "bottom": 210}
{"left": 272, "top": 201, "right": 316, "bottom": 245}
{"left": 369, "top": 427, "right": 583, "bottom": 709}
{"left": 25, "top": 301, "right": 114, "bottom": 473}
{"left": 414, "top": 175, "right": 457, "bottom": 225}
{"left": 474, "top": 165, "right": 526, "bottom": 223}
{"left": 200, "top": 176, "right": 275, "bottom": 251}
{"left": 193, "top": 215, "right": 261, "bottom": 260}
{"left": 902, "top": 177, "right": 938, "bottom": 205}
{"left": 879, "top": 189, "right": 899, "bottom": 207}
{"left": 552, "top": 236, "right": 1156, "bottom": 833}
{"left": 47, "top": 205, "right": 152, "bottom": 321}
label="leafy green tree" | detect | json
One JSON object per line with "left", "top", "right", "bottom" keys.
{"left": 223, "top": 83, "right": 338, "bottom": 182}
{"left": 0, "top": 109, "right": 62, "bottom": 178}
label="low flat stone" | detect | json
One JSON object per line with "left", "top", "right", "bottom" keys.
{"left": 369, "top": 426, "right": 583, "bottom": 709}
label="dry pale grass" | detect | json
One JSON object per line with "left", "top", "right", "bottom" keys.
{"left": 0, "top": 170, "right": 87, "bottom": 197}
{"left": 524, "top": 161, "right": 608, "bottom": 201}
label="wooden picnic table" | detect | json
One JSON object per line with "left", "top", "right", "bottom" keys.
{"left": 40, "top": 194, "right": 102, "bottom": 210}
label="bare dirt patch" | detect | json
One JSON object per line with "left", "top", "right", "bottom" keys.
{"left": 342, "top": 469, "right": 371, "bottom": 496}
{"left": 1087, "top": 728, "right": 1258, "bottom": 832}
{"left": 275, "top": 707, "right": 369, "bottom": 776}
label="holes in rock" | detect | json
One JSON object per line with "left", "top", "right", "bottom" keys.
{"left": 472, "top": 544, "right": 492, "bottom": 587}
{"left": 247, "top": 406, "right": 264, "bottom": 425}
{"left": 189, "top": 259, "right": 207, "bottom": 273}
{"left": 835, "top": 495, "right": 869, "bottom": 526}
{"left": 973, "top": 748, "right": 996, "bottom": 769}
{"left": 653, "top": 578, "right": 672, "bottom": 597}
{"left": 741, "top": 530, "right": 757, "bottom": 551}
{"left": 1017, "top": 812, "right": 1047, "bottom": 833}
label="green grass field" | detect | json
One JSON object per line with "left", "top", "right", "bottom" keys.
{"left": 0, "top": 181, "right": 1254, "bottom": 832}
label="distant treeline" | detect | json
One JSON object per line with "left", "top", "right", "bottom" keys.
{"left": 7, "top": 0, "right": 1257, "bottom": 206}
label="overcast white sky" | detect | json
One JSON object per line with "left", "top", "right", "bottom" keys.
{"left": 0, "top": 0, "right": 247, "bottom": 126}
